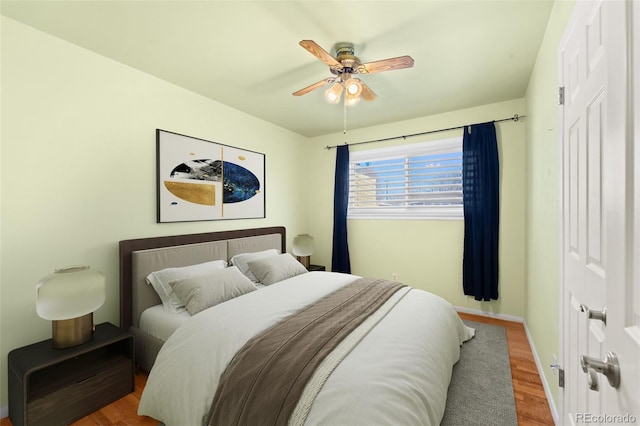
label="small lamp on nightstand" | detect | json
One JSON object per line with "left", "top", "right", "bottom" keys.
{"left": 36, "top": 266, "right": 106, "bottom": 349}
{"left": 292, "top": 234, "right": 314, "bottom": 269}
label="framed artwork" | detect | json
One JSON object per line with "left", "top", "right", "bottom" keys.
{"left": 156, "top": 129, "right": 265, "bottom": 223}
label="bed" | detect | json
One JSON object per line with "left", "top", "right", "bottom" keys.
{"left": 119, "top": 226, "right": 474, "bottom": 426}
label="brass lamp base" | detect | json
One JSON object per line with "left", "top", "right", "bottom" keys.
{"left": 52, "top": 313, "right": 94, "bottom": 349}
{"left": 296, "top": 255, "right": 311, "bottom": 269}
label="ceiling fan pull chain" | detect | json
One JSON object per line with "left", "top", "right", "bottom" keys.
{"left": 343, "top": 95, "right": 348, "bottom": 144}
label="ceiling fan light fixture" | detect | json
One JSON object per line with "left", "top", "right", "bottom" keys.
{"left": 325, "top": 82, "right": 343, "bottom": 103}
{"left": 344, "top": 78, "right": 362, "bottom": 97}
{"left": 345, "top": 91, "right": 361, "bottom": 106}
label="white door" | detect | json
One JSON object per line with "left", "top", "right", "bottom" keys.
{"left": 559, "top": 1, "right": 640, "bottom": 425}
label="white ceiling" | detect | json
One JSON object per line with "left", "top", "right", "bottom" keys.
{"left": 1, "top": 0, "right": 554, "bottom": 137}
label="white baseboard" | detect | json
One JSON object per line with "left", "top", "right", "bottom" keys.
{"left": 1, "top": 405, "right": 8, "bottom": 420}
{"left": 523, "top": 322, "right": 559, "bottom": 425}
{"left": 454, "top": 305, "right": 524, "bottom": 323}
{"left": 455, "top": 306, "right": 559, "bottom": 424}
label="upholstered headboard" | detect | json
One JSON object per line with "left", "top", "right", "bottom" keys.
{"left": 119, "top": 227, "right": 286, "bottom": 332}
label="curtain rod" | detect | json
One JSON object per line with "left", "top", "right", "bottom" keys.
{"left": 324, "top": 113, "right": 525, "bottom": 150}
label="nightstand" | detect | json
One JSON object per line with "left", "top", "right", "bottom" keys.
{"left": 308, "top": 264, "right": 326, "bottom": 272}
{"left": 8, "top": 322, "right": 134, "bottom": 426}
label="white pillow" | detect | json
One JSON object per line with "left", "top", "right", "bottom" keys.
{"left": 247, "top": 253, "right": 308, "bottom": 286}
{"left": 170, "top": 266, "right": 257, "bottom": 315}
{"left": 230, "top": 249, "right": 279, "bottom": 283}
{"left": 146, "top": 259, "right": 227, "bottom": 313}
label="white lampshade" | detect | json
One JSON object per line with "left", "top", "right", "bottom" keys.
{"left": 345, "top": 92, "right": 361, "bottom": 106}
{"left": 344, "top": 78, "right": 362, "bottom": 96}
{"left": 292, "top": 234, "right": 314, "bottom": 257}
{"left": 36, "top": 266, "right": 105, "bottom": 320}
{"left": 325, "top": 83, "right": 343, "bottom": 104}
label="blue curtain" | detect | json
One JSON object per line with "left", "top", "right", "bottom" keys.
{"left": 462, "top": 122, "right": 499, "bottom": 301}
{"left": 332, "top": 145, "right": 351, "bottom": 273}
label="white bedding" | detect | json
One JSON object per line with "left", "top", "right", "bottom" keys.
{"left": 139, "top": 304, "right": 191, "bottom": 342}
{"left": 138, "top": 271, "right": 474, "bottom": 426}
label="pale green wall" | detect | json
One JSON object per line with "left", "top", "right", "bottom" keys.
{"left": 0, "top": 17, "right": 308, "bottom": 408}
{"left": 305, "top": 99, "right": 527, "bottom": 317}
{"left": 524, "top": 0, "right": 575, "bottom": 413}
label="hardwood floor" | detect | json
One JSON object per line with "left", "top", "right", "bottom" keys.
{"left": 1, "top": 313, "right": 554, "bottom": 425}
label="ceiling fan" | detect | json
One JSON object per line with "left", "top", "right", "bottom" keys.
{"left": 292, "top": 40, "right": 414, "bottom": 104}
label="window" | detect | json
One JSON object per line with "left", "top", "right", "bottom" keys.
{"left": 348, "top": 137, "right": 463, "bottom": 219}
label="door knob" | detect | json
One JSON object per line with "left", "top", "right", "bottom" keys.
{"left": 580, "top": 351, "right": 620, "bottom": 388}
{"left": 580, "top": 304, "right": 607, "bottom": 324}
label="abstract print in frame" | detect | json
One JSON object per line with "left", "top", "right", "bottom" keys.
{"left": 157, "top": 129, "right": 265, "bottom": 223}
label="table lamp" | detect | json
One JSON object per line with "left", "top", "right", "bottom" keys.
{"left": 36, "top": 266, "right": 106, "bottom": 349}
{"left": 292, "top": 234, "right": 314, "bottom": 269}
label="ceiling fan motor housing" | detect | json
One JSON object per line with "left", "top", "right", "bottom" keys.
{"left": 331, "top": 42, "right": 360, "bottom": 75}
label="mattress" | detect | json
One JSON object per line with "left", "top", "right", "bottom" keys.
{"left": 139, "top": 304, "right": 191, "bottom": 342}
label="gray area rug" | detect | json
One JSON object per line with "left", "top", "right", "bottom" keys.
{"left": 440, "top": 320, "right": 517, "bottom": 426}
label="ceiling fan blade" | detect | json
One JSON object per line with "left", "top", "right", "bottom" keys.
{"left": 357, "top": 55, "right": 414, "bottom": 74}
{"left": 292, "top": 78, "right": 333, "bottom": 96}
{"left": 299, "top": 40, "right": 342, "bottom": 69}
{"left": 359, "top": 81, "right": 378, "bottom": 101}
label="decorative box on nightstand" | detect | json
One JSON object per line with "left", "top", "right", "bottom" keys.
{"left": 8, "top": 322, "right": 134, "bottom": 426}
{"left": 307, "top": 264, "right": 326, "bottom": 272}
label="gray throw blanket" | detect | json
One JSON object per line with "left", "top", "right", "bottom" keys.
{"left": 207, "top": 277, "right": 407, "bottom": 426}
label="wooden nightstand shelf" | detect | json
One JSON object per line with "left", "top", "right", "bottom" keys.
{"left": 308, "top": 264, "right": 326, "bottom": 272}
{"left": 8, "top": 322, "right": 134, "bottom": 426}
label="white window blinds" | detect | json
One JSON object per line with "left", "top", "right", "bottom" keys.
{"left": 348, "top": 137, "right": 463, "bottom": 219}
